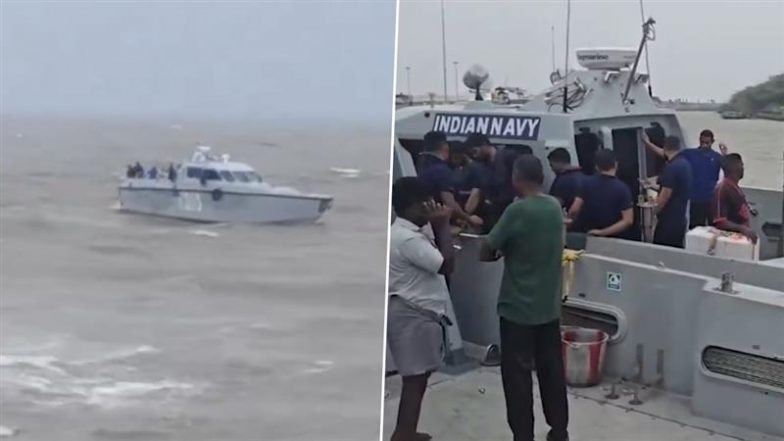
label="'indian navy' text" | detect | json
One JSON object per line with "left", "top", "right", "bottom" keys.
{"left": 432, "top": 114, "right": 541, "bottom": 140}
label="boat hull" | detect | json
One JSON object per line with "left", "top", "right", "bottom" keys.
{"left": 117, "top": 186, "right": 332, "bottom": 224}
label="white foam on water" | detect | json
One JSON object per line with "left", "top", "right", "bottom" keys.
{"left": 302, "top": 360, "right": 335, "bottom": 374}
{"left": 0, "top": 355, "right": 67, "bottom": 375}
{"left": 0, "top": 425, "right": 18, "bottom": 438}
{"left": 86, "top": 380, "right": 196, "bottom": 408}
{"left": 109, "top": 200, "right": 122, "bottom": 211}
{"left": 169, "top": 124, "right": 184, "bottom": 131}
{"left": 188, "top": 229, "right": 220, "bottom": 238}
{"left": 330, "top": 167, "right": 361, "bottom": 178}
{"left": 72, "top": 345, "right": 160, "bottom": 365}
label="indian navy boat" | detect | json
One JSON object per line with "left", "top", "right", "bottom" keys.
{"left": 387, "top": 18, "right": 784, "bottom": 441}
{"left": 117, "top": 146, "right": 333, "bottom": 223}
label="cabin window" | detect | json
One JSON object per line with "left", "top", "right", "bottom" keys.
{"left": 201, "top": 169, "right": 221, "bottom": 181}
{"left": 247, "top": 172, "right": 263, "bottom": 182}
{"left": 219, "top": 171, "right": 235, "bottom": 182}
{"left": 233, "top": 172, "right": 250, "bottom": 183}
{"left": 186, "top": 167, "right": 203, "bottom": 178}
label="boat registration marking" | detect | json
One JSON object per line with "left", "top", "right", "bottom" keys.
{"left": 432, "top": 113, "right": 541, "bottom": 140}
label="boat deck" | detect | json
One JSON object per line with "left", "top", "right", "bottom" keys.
{"left": 383, "top": 367, "right": 784, "bottom": 441}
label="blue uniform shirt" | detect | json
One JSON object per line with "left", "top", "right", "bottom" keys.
{"left": 680, "top": 147, "right": 722, "bottom": 204}
{"left": 549, "top": 168, "right": 584, "bottom": 211}
{"left": 577, "top": 174, "right": 633, "bottom": 237}
{"left": 417, "top": 153, "right": 455, "bottom": 202}
{"left": 657, "top": 155, "right": 693, "bottom": 228}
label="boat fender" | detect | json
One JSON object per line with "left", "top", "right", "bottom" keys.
{"left": 212, "top": 188, "right": 224, "bottom": 201}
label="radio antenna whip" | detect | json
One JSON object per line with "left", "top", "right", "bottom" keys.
{"left": 562, "top": 0, "right": 571, "bottom": 113}
{"left": 639, "top": 0, "right": 653, "bottom": 96}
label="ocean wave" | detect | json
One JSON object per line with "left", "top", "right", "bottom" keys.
{"left": 188, "top": 229, "right": 220, "bottom": 238}
{"left": 0, "top": 425, "right": 18, "bottom": 438}
{"left": 85, "top": 380, "right": 196, "bottom": 408}
{"left": 71, "top": 345, "right": 160, "bottom": 365}
{"left": 0, "top": 355, "right": 67, "bottom": 375}
{"left": 329, "top": 167, "right": 361, "bottom": 178}
{"left": 302, "top": 359, "right": 335, "bottom": 375}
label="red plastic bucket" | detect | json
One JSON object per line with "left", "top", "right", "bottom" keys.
{"left": 561, "top": 326, "right": 609, "bottom": 387}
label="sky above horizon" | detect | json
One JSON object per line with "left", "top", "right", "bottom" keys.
{"left": 397, "top": 0, "right": 784, "bottom": 102}
{"left": 0, "top": 1, "right": 396, "bottom": 123}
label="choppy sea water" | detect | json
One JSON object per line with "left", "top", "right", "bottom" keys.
{"left": 677, "top": 111, "right": 783, "bottom": 190}
{"left": 0, "top": 117, "right": 390, "bottom": 440}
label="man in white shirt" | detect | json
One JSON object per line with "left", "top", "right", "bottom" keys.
{"left": 388, "top": 177, "right": 455, "bottom": 441}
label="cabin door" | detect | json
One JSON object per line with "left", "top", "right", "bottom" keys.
{"left": 612, "top": 128, "right": 643, "bottom": 241}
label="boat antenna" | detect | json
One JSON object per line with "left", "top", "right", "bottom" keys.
{"left": 639, "top": 0, "right": 653, "bottom": 96}
{"left": 551, "top": 25, "right": 556, "bottom": 73}
{"left": 440, "top": 0, "right": 448, "bottom": 102}
{"left": 622, "top": 17, "right": 656, "bottom": 105}
{"left": 562, "top": 0, "right": 571, "bottom": 113}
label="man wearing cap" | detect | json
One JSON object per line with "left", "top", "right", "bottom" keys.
{"left": 643, "top": 129, "right": 728, "bottom": 228}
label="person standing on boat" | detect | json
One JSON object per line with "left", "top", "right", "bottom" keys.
{"left": 569, "top": 149, "right": 634, "bottom": 239}
{"left": 449, "top": 142, "right": 485, "bottom": 223}
{"left": 387, "top": 177, "right": 455, "bottom": 441}
{"left": 416, "top": 131, "right": 483, "bottom": 228}
{"left": 465, "top": 133, "right": 500, "bottom": 229}
{"left": 479, "top": 155, "right": 569, "bottom": 441}
{"left": 652, "top": 136, "right": 693, "bottom": 248}
{"left": 711, "top": 153, "right": 757, "bottom": 243}
{"left": 465, "top": 133, "right": 497, "bottom": 191}
{"left": 547, "top": 148, "right": 584, "bottom": 213}
{"left": 642, "top": 129, "right": 728, "bottom": 228}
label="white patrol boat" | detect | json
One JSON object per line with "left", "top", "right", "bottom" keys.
{"left": 118, "top": 146, "right": 333, "bottom": 224}
{"left": 387, "top": 18, "right": 784, "bottom": 441}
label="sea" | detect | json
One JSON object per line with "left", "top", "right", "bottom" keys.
{"left": 0, "top": 117, "right": 391, "bottom": 441}
{"left": 0, "top": 111, "right": 782, "bottom": 441}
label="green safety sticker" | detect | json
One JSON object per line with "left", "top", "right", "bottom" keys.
{"left": 607, "top": 272, "right": 622, "bottom": 292}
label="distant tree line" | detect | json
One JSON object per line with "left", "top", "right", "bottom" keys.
{"left": 721, "top": 73, "right": 784, "bottom": 116}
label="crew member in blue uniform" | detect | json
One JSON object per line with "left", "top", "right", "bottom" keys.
{"left": 547, "top": 148, "right": 584, "bottom": 213}
{"left": 449, "top": 141, "right": 485, "bottom": 220}
{"left": 643, "top": 129, "right": 728, "bottom": 228}
{"left": 569, "top": 149, "right": 634, "bottom": 238}
{"left": 652, "top": 136, "right": 693, "bottom": 248}
{"left": 417, "top": 131, "right": 483, "bottom": 228}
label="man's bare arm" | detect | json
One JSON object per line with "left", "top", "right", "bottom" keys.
{"left": 479, "top": 240, "right": 502, "bottom": 262}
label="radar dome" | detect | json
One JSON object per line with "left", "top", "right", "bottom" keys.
{"left": 462, "top": 64, "right": 491, "bottom": 90}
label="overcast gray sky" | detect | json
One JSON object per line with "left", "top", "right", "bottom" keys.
{"left": 1, "top": 1, "right": 395, "bottom": 122}
{"left": 397, "top": 0, "right": 784, "bottom": 102}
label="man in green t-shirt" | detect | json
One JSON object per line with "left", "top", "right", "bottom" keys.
{"left": 480, "top": 155, "right": 569, "bottom": 441}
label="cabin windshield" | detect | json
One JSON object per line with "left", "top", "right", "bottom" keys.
{"left": 201, "top": 169, "right": 221, "bottom": 181}
{"left": 233, "top": 171, "right": 262, "bottom": 183}
{"left": 219, "top": 170, "right": 235, "bottom": 182}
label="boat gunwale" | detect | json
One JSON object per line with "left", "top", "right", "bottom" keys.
{"left": 117, "top": 185, "right": 333, "bottom": 202}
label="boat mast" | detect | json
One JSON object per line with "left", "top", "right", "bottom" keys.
{"left": 622, "top": 17, "right": 655, "bottom": 104}
{"left": 551, "top": 25, "right": 556, "bottom": 73}
{"left": 440, "top": 0, "right": 448, "bottom": 102}
{"left": 562, "top": 0, "right": 571, "bottom": 113}
{"left": 639, "top": 0, "right": 653, "bottom": 96}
